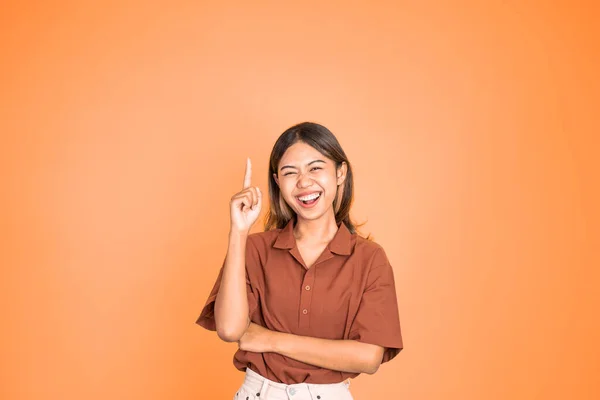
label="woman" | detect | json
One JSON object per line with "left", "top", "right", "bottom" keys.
{"left": 196, "top": 122, "right": 403, "bottom": 399}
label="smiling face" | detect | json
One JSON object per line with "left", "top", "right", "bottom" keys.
{"left": 273, "top": 141, "right": 347, "bottom": 222}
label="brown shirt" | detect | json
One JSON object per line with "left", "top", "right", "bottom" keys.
{"left": 196, "top": 218, "right": 403, "bottom": 384}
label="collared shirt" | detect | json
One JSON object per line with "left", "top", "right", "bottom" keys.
{"left": 196, "top": 218, "right": 403, "bottom": 384}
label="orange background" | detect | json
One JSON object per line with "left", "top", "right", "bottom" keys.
{"left": 1, "top": 1, "right": 598, "bottom": 399}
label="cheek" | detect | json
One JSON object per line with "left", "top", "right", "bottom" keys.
{"left": 318, "top": 177, "right": 337, "bottom": 191}
{"left": 280, "top": 184, "right": 296, "bottom": 201}
{"left": 279, "top": 181, "right": 292, "bottom": 194}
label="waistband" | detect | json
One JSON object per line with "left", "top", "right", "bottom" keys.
{"left": 242, "top": 367, "right": 351, "bottom": 399}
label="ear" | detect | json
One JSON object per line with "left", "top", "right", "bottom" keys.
{"left": 273, "top": 173, "right": 279, "bottom": 186}
{"left": 336, "top": 162, "right": 347, "bottom": 186}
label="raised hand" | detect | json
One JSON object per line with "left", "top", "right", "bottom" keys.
{"left": 230, "top": 158, "right": 262, "bottom": 235}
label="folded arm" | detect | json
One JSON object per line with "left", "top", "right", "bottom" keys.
{"left": 239, "top": 323, "right": 384, "bottom": 374}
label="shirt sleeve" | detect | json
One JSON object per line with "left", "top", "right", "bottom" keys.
{"left": 348, "top": 246, "right": 403, "bottom": 363}
{"left": 195, "top": 237, "right": 260, "bottom": 331}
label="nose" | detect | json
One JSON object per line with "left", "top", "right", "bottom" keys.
{"left": 296, "top": 172, "right": 314, "bottom": 188}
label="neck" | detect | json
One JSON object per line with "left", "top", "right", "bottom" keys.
{"left": 293, "top": 210, "right": 339, "bottom": 244}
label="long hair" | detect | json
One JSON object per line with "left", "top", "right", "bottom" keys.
{"left": 263, "top": 122, "right": 371, "bottom": 239}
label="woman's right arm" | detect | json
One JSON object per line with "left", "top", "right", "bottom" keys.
{"left": 214, "top": 158, "right": 262, "bottom": 342}
{"left": 214, "top": 230, "right": 251, "bottom": 342}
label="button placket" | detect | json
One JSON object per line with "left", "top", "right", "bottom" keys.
{"left": 299, "top": 268, "right": 315, "bottom": 328}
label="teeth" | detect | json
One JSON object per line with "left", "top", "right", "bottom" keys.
{"left": 298, "top": 192, "right": 321, "bottom": 201}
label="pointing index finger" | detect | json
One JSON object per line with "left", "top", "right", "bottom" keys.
{"left": 243, "top": 157, "right": 252, "bottom": 189}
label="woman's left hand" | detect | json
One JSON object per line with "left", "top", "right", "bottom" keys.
{"left": 238, "top": 322, "right": 276, "bottom": 353}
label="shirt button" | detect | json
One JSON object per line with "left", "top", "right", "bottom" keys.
{"left": 305, "top": 285, "right": 311, "bottom": 290}
{"left": 302, "top": 309, "right": 308, "bottom": 314}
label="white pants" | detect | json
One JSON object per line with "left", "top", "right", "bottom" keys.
{"left": 234, "top": 367, "right": 354, "bottom": 400}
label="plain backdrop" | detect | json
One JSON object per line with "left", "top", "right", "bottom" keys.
{"left": 1, "top": 1, "right": 598, "bottom": 399}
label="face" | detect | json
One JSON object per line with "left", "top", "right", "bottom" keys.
{"left": 273, "top": 141, "right": 347, "bottom": 221}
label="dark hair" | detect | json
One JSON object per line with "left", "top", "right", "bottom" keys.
{"left": 263, "top": 122, "right": 371, "bottom": 239}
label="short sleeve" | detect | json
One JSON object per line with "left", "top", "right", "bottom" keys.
{"left": 195, "top": 238, "right": 260, "bottom": 331}
{"left": 349, "top": 247, "right": 403, "bottom": 363}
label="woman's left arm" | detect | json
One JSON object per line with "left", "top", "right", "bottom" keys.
{"left": 238, "top": 322, "right": 384, "bottom": 374}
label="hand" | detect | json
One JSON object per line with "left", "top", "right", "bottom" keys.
{"left": 238, "top": 322, "right": 276, "bottom": 353}
{"left": 230, "top": 158, "right": 262, "bottom": 235}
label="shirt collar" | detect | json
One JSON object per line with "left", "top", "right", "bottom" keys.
{"left": 273, "top": 218, "right": 353, "bottom": 255}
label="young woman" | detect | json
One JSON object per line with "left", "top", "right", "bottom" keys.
{"left": 196, "top": 122, "right": 403, "bottom": 400}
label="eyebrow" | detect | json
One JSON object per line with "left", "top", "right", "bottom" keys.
{"left": 280, "top": 159, "right": 326, "bottom": 171}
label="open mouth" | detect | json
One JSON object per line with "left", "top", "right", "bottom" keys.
{"left": 295, "top": 192, "right": 322, "bottom": 208}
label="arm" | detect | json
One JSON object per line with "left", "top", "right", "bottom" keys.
{"left": 272, "top": 330, "right": 384, "bottom": 374}
{"left": 214, "top": 231, "right": 252, "bottom": 342}
{"left": 214, "top": 158, "right": 262, "bottom": 342}
{"left": 240, "top": 323, "right": 384, "bottom": 374}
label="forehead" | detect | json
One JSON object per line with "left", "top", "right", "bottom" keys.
{"left": 279, "top": 142, "right": 329, "bottom": 165}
